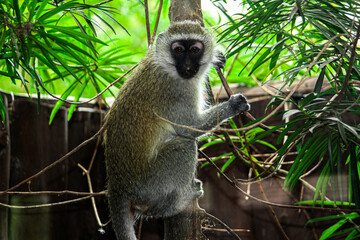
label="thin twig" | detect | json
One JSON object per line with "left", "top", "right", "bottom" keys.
{"left": 203, "top": 212, "right": 242, "bottom": 240}
{"left": 149, "top": 0, "right": 163, "bottom": 48}
{"left": 78, "top": 164, "right": 105, "bottom": 228}
{"left": 144, "top": 0, "right": 151, "bottom": 46}
{"left": 4, "top": 190, "right": 106, "bottom": 196}
{"left": 137, "top": 217, "right": 144, "bottom": 240}
{"left": 225, "top": 51, "right": 240, "bottom": 79}
{"left": 0, "top": 195, "right": 93, "bottom": 209}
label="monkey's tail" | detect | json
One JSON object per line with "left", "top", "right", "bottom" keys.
{"left": 109, "top": 195, "right": 137, "bottom": 240}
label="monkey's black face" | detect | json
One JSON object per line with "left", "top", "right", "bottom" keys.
{"left": 170, "top": 40, "right": 204, "bottom": 79}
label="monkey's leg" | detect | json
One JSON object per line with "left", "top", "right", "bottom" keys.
{"left": 144, "top": 137, "right": 203, "bottom": 218}
{"left": 108, "top": 193, "right": 137, "bottom": 240}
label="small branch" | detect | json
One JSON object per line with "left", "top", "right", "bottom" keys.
{"left": 149, "top": 0, "right": 163, "bottom": 48}
{"left": 4, "top": 190, "right": 106, "bottom": 196}
{"left": 203, "top": 212, "right": 242, "bottom": 240}
{"left": 78, "top": 164, "right": 105, "bottom": 228}
{"left": 224, "top": 51, "right": 240, "bottom": 79}
{"left": 0, "top": 195, "right": 93, "bottom": 209}
{"left": 144, "top": 0, "right": 151, "bottom": 46}
{"left": 137, "top": 217, "right": 144, "bottom": 240}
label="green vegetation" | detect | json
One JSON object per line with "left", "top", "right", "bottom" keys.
{"left": 1, "top": 1, "right": 359, "bottom": 239}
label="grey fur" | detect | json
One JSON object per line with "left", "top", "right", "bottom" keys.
{"left": 103, "top": 21, "right": 250, "bottom": 240}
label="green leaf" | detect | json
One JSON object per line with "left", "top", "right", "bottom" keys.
{"left": 269, "top": 34, "right": 285, "bottom": 70}
{"left": 13, "top": 0, "right": 22, "bottom": 24}
{"left": 250, "top": 47, "right": 271, "bottom": 76}
{"left": 68, "top": 78, "right": 89, "bottom": 121}
{"left": 38, "top": 2, "right": 78, "bottom": 22}
{"left": 228, "top": 118, "right": 241, "bottom": 139}
{"left": 349, "top": 145, "right": 360, "bottom": 208}
{"left": 255, "top": 140, "right": 277, "bottom": 151}
{"left": 297, "top": 200, "right": 355, "bottom": 207}
{"left": 313, "top": 161, "right": 330, "bottom": 206}
{"left": 314, "top": 67, "right": 326, "bottom": 94}
{"left": 30, "top": 36, "right": 80, "bottom": 83}
{"left": 43, "top": 25, "right": 107, "bottom": 45}
{"left": 199, "top": 139, "right": 225, "bottom": 149}
{"left": 220, "top": 155, "right": 236, "bottom": 174}
{"left": 0, "top": 94, "right": 6, "bottom": 123}
{"left": 34, "top": 0, "right": 50, "bottom": 20}
{"left": 200, "top": 152, "right": 233, "bottom": 168}
{"left": 49, "top": 79, "right": 79, "bottom": 125}
{"left": 282, "top": 109, "right": 301, "bottom": 121}
{"left": 0, "top": 26, "right": 7, "bottom": 52}
{"left": 319, "top": 213, "right": 359, "bottom": 240}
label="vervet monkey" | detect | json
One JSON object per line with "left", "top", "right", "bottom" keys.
{"left": 104, "top": 21, "right": 250, "bottom": 240}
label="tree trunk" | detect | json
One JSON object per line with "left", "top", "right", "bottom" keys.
{"left": 169, "top": 0, "right": 204, "bottom": 26}
{"left": 164, "top": 2, "right": 205, "bottom": 239}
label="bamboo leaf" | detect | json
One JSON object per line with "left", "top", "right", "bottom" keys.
{"left": 220, "top": 155, "right": 236, "bottom": 173}
{"left": 38, "top": 2, "right": 78, "bottom": 22}
{"left": 200, "top": 152, "right": 233, "bottom": 168}
{"left": 68, "top": 78, "right": 89, "bottom": 121}
{"left": 0, "top": 94, "right": 6, "bottom": 123}
{"left": 314, "top": 67, "right": 326, "bottom": 94}
{"left": 49, "top": 79, "right": 79, "bottom": 125}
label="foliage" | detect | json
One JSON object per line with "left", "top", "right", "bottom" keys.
{"left": 1, "top": 0, "right": 360, "bottom": 238}
{"left": 0, "top": 0, "right": 145, "bottom": 123}
{"left": 200, "top": 0, "right": 360, "bottom": 239}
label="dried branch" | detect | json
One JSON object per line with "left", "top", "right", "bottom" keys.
{"left": 144, "top": 0, "right": 151, "bottom": 46}
{"left": 149, "top": 0, "right": 163, "bottom": 47}
{"left": 5, "top": 190, "right": 106, "bottom": 196}
{"left": 203, "top": 212, "right": 242, "bottom": 240}
{"left": 0, "top": 195, "right": 93, "bottom": 209}
{"left": 78, "top": 164, "right": 105, "bottom": 229}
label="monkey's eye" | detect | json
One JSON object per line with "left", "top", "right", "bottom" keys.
{"left": 175, "top": 47, "right": 184, "bottom": 54}
{"left": 190, "top": 47, "right": 200, "bottom": 54}
{"left": 190, "top": 42, "right": 203, "bottom": 54}
{"left": 171, "top": 42, "right": 185, "bottom": 55}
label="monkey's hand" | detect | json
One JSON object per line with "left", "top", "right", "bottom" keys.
{"left": 228, "top": 93, "right": 251, "bottom": 114}
{"left": 212, "top": 51, "right": 226, "bottom": 69}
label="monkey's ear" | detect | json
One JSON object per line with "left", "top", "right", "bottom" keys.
{"left": 156, "top": 32, "right": 166, "bottom": 44}
{"left": 212, "top": 51, "right": 226, "bottom": 69}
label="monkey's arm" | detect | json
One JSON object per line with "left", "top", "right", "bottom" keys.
{"left": 178, "top": 93, "right": 250, "bottom": 138}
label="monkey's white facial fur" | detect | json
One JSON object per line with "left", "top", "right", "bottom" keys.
{"left": 153, "top": 21, "right": 217, "bottom": 81}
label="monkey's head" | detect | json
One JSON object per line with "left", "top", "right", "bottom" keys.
{"left": 154, "top": 21, "right": 216, "bottom": 80}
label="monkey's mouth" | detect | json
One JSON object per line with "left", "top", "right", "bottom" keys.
{"left": 177, "top": 66, "right": 199, "bottom": 79}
